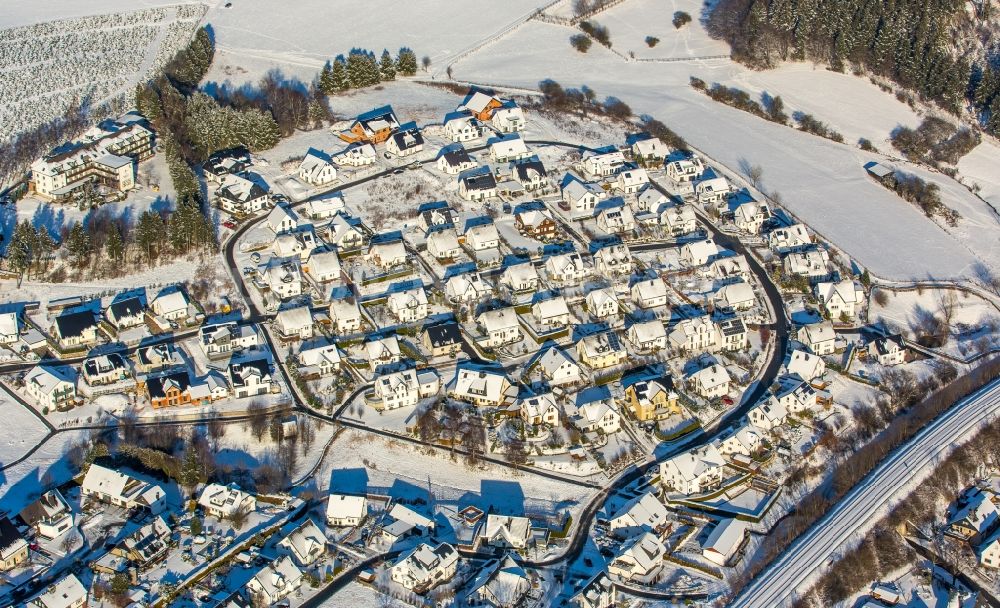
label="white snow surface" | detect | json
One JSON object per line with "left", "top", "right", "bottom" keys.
{"left": 0, "top": 0, "right": 201, "bottom": 28}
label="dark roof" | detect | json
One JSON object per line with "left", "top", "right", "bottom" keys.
{"left": 873, "top": 334, "right": 905, "bottom": 355}
{"left": 0, "top": 516, "right": 24, "bottom": 553}
{"left": 462, "top": 171, "right": 497, "bottom": 191}
{"left": 84, "top": 352, "right": 128, "bottom": 377}
{"left": 358, "top": 104, "right": 396, "bottom": 122}
{"left": 424, "top": 322, "right": 463, "bottom": 348}
{"left": 108, "top": 297, "right": 145, "bottom": 322}
{"left": 19, "top": 490, "right": 68, "bottom": 526}
{"left": 441, "top": 147, "right": 472, "bottom": 166}
{"left": 229, "top": 359, "right": 270, "bottom": 387}
{"left": 55, "top": 309, "right": 97, "bottom": 339}
{"left": 718, "top": 317, "right": 746, "bottom": 337}
{"left": 391, "top": 123, "right": 424, "bottom": 150}
{"left": 146, "top": 371, "right": 191, "bottom": 399}
{"left": 515, "top": 159, "right": 547, "bottom": 181}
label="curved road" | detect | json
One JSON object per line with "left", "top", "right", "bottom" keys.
{"left": 730, "top": 378, "right": 1000, "bottom": 608}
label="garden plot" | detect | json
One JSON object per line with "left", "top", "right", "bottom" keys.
{"left": 869, "top": 287, "right": 1000, "bottom": 359}
{"left": 0, "top": 4, "right": 205, "bottom": 142}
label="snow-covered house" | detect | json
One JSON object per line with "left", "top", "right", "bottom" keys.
{"left": 815, "top": 280, "right": 865, "bottom": 319}
{"left": 947, "top": 488, "right": 999, "bottom": 541}
{"left": 466, "top": 223, "right": 501, "bottom": 251}
{"left": 582, "top": 149, "right": 626, "bottom": 178}
{"left": 445, "top": 273, "right": 492, "bottom": 304}
{"left": 18, "top": 490, "right": 73, "bottom": 540}
{"left": 259, "top": 256, "right": 303, "bottom": 300}
{"left": 695, "top": 176, "right": 731, "bottom": 206}
{"left": 660, "top": 205, "right": 698, "bottom": 236}
{"left": 297, "top": 150, "right": 337, "bottom": 185}
{"left": 868, "top": 334, "right": 907, "bottom": 366}
{"left": 52, "top": 309, "right": 98, "bottom": 349}
{"left": 577, "top": 331, "right": 627, "bottom": 370}
{"left": 278, "top": 519, "right": 326, "bottom": 567}
{"left": 607, "top": 532, "right": 665, "bottom": 584}
{"left": 513, "top": 159, "right": 549, "bottom": 192}
{"left": 515, "top": 208, "right": 558, "bottom": 239}
{"left": 423, "top": 322, "right": 464, "bottom": 358}
{"left": 748, "top": 396, "right": 788, "bottom": 431}
{"left": 216, "top": 174, "right": 270, "bottom": 214}
{"left": 329, "top": 295, "right": 362, "bottom": 334}
{"left": 718, "top": 424, "right": 766, "bottom": 457}
{"left": 573, "top": 572, "right": 617, "bottom": 608}
{"left": 304, "top": 195, "right": 345, "bottom": 220}
{"left": 532, "top": 296, "right": 571, "bottom": 327}
{"left": 774, "top": 376, "right": 818, "bottom": 414}
{"left": 632, "top": 138, "right": 670, "bottom": 162}
{"left": 367, "top": 239, "right": 408, "bottom": 271}
{"left": 275, "top": 306, "right": 314, "bottom": 340}
{"left": 373, "top": 369, "right": 420, "bottom": 410}
{"left": 537, "top": 346, "right": 582, "bottom": 385}
{"left": 266, "top": 203, "right": 300, "bottom": 235}
{"left": 702, "top": 519, "right": 748, "bottom": 566}
{"left": 0, "top": 516, "right": 28, "bottom": 572}
{"left": 784, "top": 249, "right": 831, "bottom": 280}
{"left": 800, "top": 321, "right": 836, "bottom": 356}
{"left": 586, "top": 288, "right": 620, "bottom": 320}
{"left": 709, "top": 255, "right": 752, "bottom": 285}
{"left": 571, "top": 399, "right": 621, "bottom": 434}
{"left": 609, "top": 492, "right": 671, "bottom": 538}
{"left": 246, "top": 556, "right": 303, "bottom": 606}
{"left": 444, "top": 113, "right": 482, "bottom": 142}
{"left": 630, "top": 277, "right": 669, "bottom": 309}
{"left": 27, "top": 574, "right": 87, "bottom": 608}
{"left": 0, "top": 310, "right": 20, "bottom": 344}
{"left": 305, "top": 247, "right": 342, "bottom": 283}
{"left": 26, "top": 364, "right": 77, "bottom": 410}
{"left": 627, "top": 320, "right": 668, "bottom": 353}
{"left": 687, "top": 364, "right": 731, "bottom": 399}
{"left": 501, "top": 264, "right": 539, "bottom": 294}
{"left": 979, "top": 530, "right": 1000, "bottom": 568}
{"left": 596, "top": 204, "right": 636, "bottom": 234}
{"left": 561, "top": 176, "right": 605, "bottom": 218}
{"left": 768, "top": 223, "right": 812, "bottom": 253}
{"left": 82, "top": 353, "right": 131, "bottom": 387}
{"left": 666, "top": 156, "right": 704, "bottom": 184}
{"left": 786, "top": 349, "right": 826, "bottom": 382}
{"left": 714, "top": 280, "right": 756, "bottom": 311}
{"left": 366, "top": 336, "right": 402, "bottom": 371}
{"left": 469, "top": 555, "right": 530, "bottom": 608}
{"left": 479, "top": 514, "right": 532, "bottom": 550}
{"left": 489, "top": 134, "right": 530, "bottom": 163}
{"left": 199, "top": 483, "right": 257, "bottom": 520}
{"left": 491, "top": 103, "right": 526, "bottom": 133}
{"left": 134, "top": 343, "right": 184, "bottom": 374}
{"left": 81, "top": 463, "right": 166, "bottom": 514}
{"left": 717, "top": 316, "right": 749, "bottom": 350}
{"left": 448, "top": 367, "right": 515, "bottom": 407}
{"left": 390, "top": 543, "right": 458, "bottom": 593}
{"left": 333, "top": 143, "right": 377, "bottom": 167}
{"left": 298, "top": 342, "right": 342, "bottom": 376}
{"left": 615, "top": 168, "right": 649, "bottom": 194}
{"left": 660, "top": 444, "right": 725, "bottom": 495}
{"left": 199, "top": 322, "right": 260, "bottom": 359}
{"left": 386, "top": 123, "right": 424, "bottom": 157}
{"left": 477, "top": 308, "right": 521, "bottom": 347}
{"left": 427, "top": 229, "right": 462, "bottom": 260}
{"left": 733, "top": 201, "right": 770, "bottom": 234}
{"left": 151, "top": 289, "right": 189, "bottom": 322}
{"left": 327, "top": 213, "right": 366, "bottom": 250}
{"left": 680, "top": 239, "right": 724, "bottom": 267}
{"left": 519, "top": 393, "right": 560, "bottom": 426}
{"left": 545, "top": 252, "right": 590, "bottom": 285}
{"left": 669, "top": 316, "right": 721, "bottom": 353}
{"left": 327, "top": 494, "right": 367, "bottom": 528}
{"left": 387, "top": 287, "right": 429, "bottom": 323}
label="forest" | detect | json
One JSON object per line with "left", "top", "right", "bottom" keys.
{"left": 708, "top": 0, "right": 1000, "bottom": 133}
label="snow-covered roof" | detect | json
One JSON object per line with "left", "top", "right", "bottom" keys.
{"left": 477, "top": 307, "right": 519, "bottom": 333}
{"left": 664, "top": 444, "right": 725, "bottom": 481}
{"left": 29, "top": 574, "right": 87, "bottom": 608}
{"left": 26, "top": 364, "right": 76, "bottom": 395}
{"left": 449, "top": 366, "right": 514, "bottom": 404}
{"left": 327, "top": 494, "right": 366, "bottom": 521}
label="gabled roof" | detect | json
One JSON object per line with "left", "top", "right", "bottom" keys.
{"left": 54, "top": 309, "right": 96, "bottom": 339}
{"left": 424, "top": 322, "right": 463, "bottom": 348}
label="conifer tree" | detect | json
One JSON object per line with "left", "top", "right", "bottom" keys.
{"left": 34, "top": 226, "right": 56, "bottom": 273}
{"left": 331, "top": 57, "right": 349, "bottom": 92}
{"left": 7, "top": 220, "right": 35, "bottom": 284}
{"left": 380, "top": 50, "right": 396, "bottom": 81}
{"left": 66, "top": 223, "right": 92, "bottom": 268}
{"left": 135, "top": 211, "right": 164, "bottom": 262}
{"left": 397, "top": 48, "right": 418, "bottom": 76}
{"left": 106, "top": 224, "right": 125, "bottom": 263}
{"left": 319, "top": 62, "right": 335, "bottom": 94}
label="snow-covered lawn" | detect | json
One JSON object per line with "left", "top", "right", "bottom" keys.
{"left": 0, "top": 429, "right": 89, "bottom": 514}
{"left": 0, "top": 385, "right": 50, "bottom": 468}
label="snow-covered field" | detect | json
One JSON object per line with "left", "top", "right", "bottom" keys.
{"left": 957, "top": 140, "right": 1000, "bottom": 209}
{"left": 600, "top": 0, "right": 730, "bottom": 60}
{"left": 0, "top": 385, "right": 50, "bottom": 469}
{"left": 0, "top": 429, "right": 87, "bottom": 514}
{"left": 0, "top": 0, "right": 201, "bottom": 28}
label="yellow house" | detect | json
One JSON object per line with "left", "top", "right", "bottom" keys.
{"left": 625, "top": 378, "right": 679, "bottom": 422}
{"left": 576, "top": 332, "right": 628, "bottom": 370}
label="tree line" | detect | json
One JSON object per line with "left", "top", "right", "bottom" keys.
{"left": 318, "top": 47, "right": 417, "bottom": 95}
{"left": 708, "top": 0, "right": 973, "bottom": 116}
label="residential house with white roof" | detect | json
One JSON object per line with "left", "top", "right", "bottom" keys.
{"left": 26, "top": 364, "right": 77, "bottom": 410}
{"left": 259, "top": 255, "right": 303, "bottom": 299}
{"left": 718, "top": 424, "right": 766, "bottom": 457}
{"left": 366, "top": 336, "right": 401, "bottom": 371}
{"left": 492, "top": 104, "right": 526, "bottom": 133}
{"left": 537, "top": 346, "right": 582, "bottom": 385}
{"left": 786, "top": 349, "right": 826, "bottom": 382}
{"left": 800, "top": 321, "right": 837, "bottom": 355}
{"left": 627, "top": 320, "right": 668, "bottom": 353}
{"left": 784, "top": 249, "right": 831, "bottom": 280}
{"left": 469, "top": 555, "right": 530, "bottom": 608}
{"left": 669, "top": 316, "right": 721, "bottom": 354}
{"left": 333, "top": 143, "right": 377, "bottom": 167}
{"left": 815, "top": 280, "right": 865, "bottom": 319}
{"left": 573, "top": 572, "right": 618, "bottom": 608}
{"left": 666, "top": 156, "right": 704, "bottom": 184}
{"left": 660, "top": 205, "right": 698, "bottom": 235}
{"left": 607, "top": 532, "right": 666, "bottom": 584}
{"left": 427, "top": 229, "right": 462, "bottom": 260}
{"left": 680, "top": 239, "right": 724, "bottom": 267}
{"left": 545, "top": 252, "right": 591, "bottom": 285}
{"left": 199, "top": 483, "right": 257, "bottom": 520}
{"left": 632, "top": 138, "right": 670, "bottom": 161}
{"left": 387, "top": 287, "right": 429, "bottom": 323}
{"left": 326, "top": 213, "right": 366, "bottom": 250}
{"left": 82, "top": 353, "right": 131, "bottom": 387}
{"left": 585, "top": 288, "right": 620, "bottom": 320}
{"left": 305, "top": 247, "right": 342, "bottom": 283}
{"left": 19, "top": 490, "right": 73, "bottom": 540}
{"left": 519, "top": 393, "right": 560, "bottom": 426}
{"left": 695, "top": 176, "right": 731, "bottom": 206}
{"left": 596, "top": 204, "right": 636, "bottom": 234}
{"left": 748, "top": 396, "right": 788, "bottom": 431}
{"left": 297, "top": 150, "right": 337, "bottom": 186}
{"left": 718, "top": 317, "right": 749, "bottom": 350}
{"left": 445, "top": 273, "right": 492, "bottom": 304}
{"left": 733, "top": 201, "right": 769, "bottom": 234}
{"left": 28, "top": 574, "right": 87, "bottom": 608}
{"left": 0, "top": 516, "right": 28, "bottom": 572}
{"left": 577, "top": 331, "right": 628, "bottom": 370}
{"left": 714, "top": 280, "right": 756, "bottom": 311}
{"left": 329, "top": 295, "right": 362, "bottom": 334}
{"left": 561, "top": 176, "right": 606, "bottom": 217}
{"left": 594, "top": 243, "right": 632, "bottom": 277}
{"left": 304, "top": 195, "right": 345, "bottom": 220}
{"left": 660, "top": 443, "right": 725, "bottom": 495}
{"left": 199, "top": 322, "right": 260, "bottom": 359}
{"left": 489, "top": 134, "right": 530, "bottom": 163}
{"left": 466, "top": 223, "right": 501, "bottom": 251}
{"left": 266, "top": 203, "right": 299, "bottom": 235}
{"left": 390, "top": 542, "right": 458, "bottom": 593}
{"left": 449, "top": 367, "right": 515, "bottom": 407}
{"left": 774, "top": 376, "right": 818, "bottom": 414}
{"left": 768, "top": 223, "right": 812, "bottom": 253}
{"left": 374, "top": 369, "right": 420, "bottom": 410}
{"left": 0, "top": 310, "right": 20, "bottom": 344}
{"left": 368, "top": 240, "right": 407, "bottom": 271}
{"left": 687, "top": 364, "right": 731, "bottom": 399}
{"left": 631, "top": 277, "right": 669, "bottom": 309}
{"left": 479, "top": 514, "right": 532, "bottom": 550}
{"left": 501, "top": 264, "right": 540, "bottom": 294}
{"left": 327, "top": 494, "right": 367, "bottom": 527}
{"left": 615, "top": 168, "right": 649, "bottom": 194}
{"left": 246, "top": 555, "right": 303, "bottom": 606}
{"left": 298, "top": 343, "right": 342, "bottom": 376}
{"left": 444, "top": 113, "right": 482, "bottom": 142}
{"left": 477, "top": 307, "right": 522, "bottom": 347}
{"left": 532, "top": 296, "right": 571, "bottom": 327}
{"left": 582, "top": 149, "right": 626, "bottom": 178}
{"left": 275, "top": 306, "right": 314, "bottom": 340}
{"left": 702, "top": 519, "right": 748, "bottom": 566}
{"left": 81, "top": 463, "right": 166, "bottom": 514}
{"left": 216, "top": 174, "right": 270, "bottom": 214}
{"left": 709, "top": 255, "right": 752, "bottom": 285}
{"left": 609, "top": 492, "right": 671, "bottom": 538}
{"left": 571, "top": 399, "right": 621, "bottom": 434}
{"left": 278, "top": 519, "right": 326, "bottom": 567}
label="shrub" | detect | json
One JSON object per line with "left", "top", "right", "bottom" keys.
{"left": 579, "top": 21, "right": 611, "bottom": 47}
{"left": 673, "top": 11, "right": 692, "bottom": 28}
{"left": 858, "top": 137, "right": 876, "bottom": 152}
{"left": 570, "top": 34, "right": 592, "bottom": 53}
{"left": 645, "top": 36, "right": 660, "bottom": 47}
